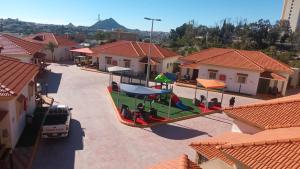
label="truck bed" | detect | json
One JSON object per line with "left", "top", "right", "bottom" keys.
{"left": 44, "top": 114, "right": 68, "bottom": 125}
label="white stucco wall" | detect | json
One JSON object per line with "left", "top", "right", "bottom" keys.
{"left": 231, "top": 119, "right": 262, "bottom": 134}
{"left": 196, "top": 64, "right": 261, "bottom": 95}
{"left": 43, "top": 46, "right": 75, "bottom": 61}
{"left": 0, "top": 77, "right": 36, "bottom": 148}
{"left": 98, "top": 54, "right": 144, "bottom": 73}
{"left": 161, "top": 56, "right": 180, "bottom": 73}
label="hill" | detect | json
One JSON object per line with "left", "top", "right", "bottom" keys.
{"left": 90, "top": 18, "right": 127, "bottom": 31}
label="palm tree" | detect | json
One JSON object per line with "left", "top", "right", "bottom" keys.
{"left": 45, "top": 42, "right": 57, "bottom": 62}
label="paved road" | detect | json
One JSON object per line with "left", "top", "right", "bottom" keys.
{"left": 32, "top": 63, "right": 260, "bottom": 169}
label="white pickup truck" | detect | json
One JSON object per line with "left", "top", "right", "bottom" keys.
{"left": 41, "top": 105, "right": 72, "bottom": 138}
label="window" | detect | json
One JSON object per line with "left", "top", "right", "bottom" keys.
{"left": 237, "top": 73, "right": 248, "bottom": 84}
{"left": 124, "top": 59, "right": 131, "bottom": 68}
{"left": 208, "top": 69, "right": 218, "bottom": 79}
{"left": 105, "top": 57, "right": 112, "bottom": 65}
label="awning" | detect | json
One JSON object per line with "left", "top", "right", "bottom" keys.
{"left": 108, "top": 66, "right": 131, "bottom": 72}
{"left": 196, "top": 79, "right": 226, "bottom": 89}
{"left": 260, "top": 72, "right": 286, "bottom": 81}
{"left": 119, "top": 84, "right": 171, "bottom": 95}
{"left": 164, "top": 72, "right": 177, "bottom": 82}
{"left": 70, "top": 48, "right": 94, "bottom": 54}
{"left": 139, "top": 57, "right": 160, "bottom": 65}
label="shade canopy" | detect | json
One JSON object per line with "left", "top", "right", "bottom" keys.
{"left": 70, "top": 48, "right": 94, "bottom": 54}
{"left": 164, "top": 72, "right": 177, "bottom": 82}
{"left": 107, "top": 66, "right": 131, "bottom": 72}
{"left": 155, "top": 73, "right": 172, "bottom": 84}
{"left": 196, "top": 79, "right": 226, "bottom": 89}
{"left": 119, "top": 84, "right": 171, "bottom": 95}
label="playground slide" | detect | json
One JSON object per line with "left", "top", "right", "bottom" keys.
{"left": 171, "top": 94, "right": 189, "bottom": 111}
{"left": 175, "top": 101, "right": 189, "bottom": 111}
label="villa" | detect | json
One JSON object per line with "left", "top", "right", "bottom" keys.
{"left": 0, "top": 55, "right": 39, "bottom": 150}
{"left": 85, "top": 40, "right": 181, "bottom": 74}
{"left": 0, "top": 34, "right": 45, "bottom": 65}
{"left": 180, "top": 48, "right": 294, "bottom": 96}
{"left": 24, "top": 32, "right": 79, "bottom": 62}
{"left": 224, "top": 93, "right": 300, "bottom": 134}
{"left": 190, "top": 127, "right": 300, "bottom": 169}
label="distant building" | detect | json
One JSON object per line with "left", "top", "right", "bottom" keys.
{"left": 180, "top": 48, "right": 293, "bottom": 96}
{"left": 108, "top": 30, "right": 138, "bottom": 41}
{"left": 91, "top": 40, "right": 180, "bottom": 74}
{"left": 24, "top": 32, "right": 79, "bottom": 61}
{"left": 0, "top": 34, "right": 45, "bottom": 65}
{"left": 281, "top": 0, "right": 300, "bottom": 32}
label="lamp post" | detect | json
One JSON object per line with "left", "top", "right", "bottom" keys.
{"left": 144, "top": 17, "right": 161, "bottom": 87}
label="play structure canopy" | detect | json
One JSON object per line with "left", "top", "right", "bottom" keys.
{"left": 108, "top": 66, "right": 131, "bottom": 72}
{"left": 196, "top": 79, "right": 226, "bottom": 89}
{"left": 120, "top": 84, "right": 171, "bottom": 95}
{"left": 155, "top": 74, "right": 172, "bottom": 84}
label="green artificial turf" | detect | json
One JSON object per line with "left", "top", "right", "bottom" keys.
{"left": 110, "top": 91, "right": 200, "bottom": 119}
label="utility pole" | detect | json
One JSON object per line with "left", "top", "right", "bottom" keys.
{"left": 144, "top": 17, "right": 161, "bottom": 87}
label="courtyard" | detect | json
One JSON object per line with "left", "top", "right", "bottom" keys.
{"left": 32, "top": 62, "right": 261, "bottom": 169}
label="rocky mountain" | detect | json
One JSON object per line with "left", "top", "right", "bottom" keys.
{"left": 90, "top": 18, "right": 127, "bottom": 31}
{"left": 0, "top": 18, "right": 131, "bottom": 35}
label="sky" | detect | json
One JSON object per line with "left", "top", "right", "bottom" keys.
{"left": 0, "top": 0, "right": 283, "bottom": 32}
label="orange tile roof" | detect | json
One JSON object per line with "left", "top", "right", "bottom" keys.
{"left": 191, "top": 128, "right": 300, "bottom": 169}
{"left": 0, "top": 34, "right": 44, "bottom": 55}
{"left": 24, "top": 32, "right": 78, "bottom": 47}
{"left": 218, "top": 127, "right": 300, "bottom": 169}
{"left": 0, "top": 55, "right": 39, "bottom": 97}
{"left": 91, "top": 40, "right": 179, "bottom": 59}
{"left": 190, "top": 132, "right": 250, "bottom": 166}
{"left": 224, "top": 95, "right": 300, "bottom": 129}
{"left": 147, "top": 154, "right": 201, "bottom": 169}
{"left": 181, "top": 48, "right": 293, "bottom": 74}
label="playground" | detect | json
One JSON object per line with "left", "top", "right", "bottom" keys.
{"left": 107, "top": 66, "right": 225, "bottom": 127}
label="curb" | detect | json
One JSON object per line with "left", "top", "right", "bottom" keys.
{"left": 80, "top": 67, "right": 110, "bottom": 74}
{"left": 105, "top": 88, "right": 220, "bottom": 128}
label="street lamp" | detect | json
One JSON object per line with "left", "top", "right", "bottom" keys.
{"left": 144, "top": 17, "right": 161, "bottom": 87}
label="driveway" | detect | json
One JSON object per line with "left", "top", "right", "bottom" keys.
{"left": 32, "top": 63, "right": 260, "bottom": 169}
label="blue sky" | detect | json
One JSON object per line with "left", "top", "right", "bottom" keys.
{"left": 0, "top": 0, "right": 283, "bottom": 32}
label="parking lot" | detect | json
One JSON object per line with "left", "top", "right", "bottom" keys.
{"left": 32, "top": 62, "right": 261, "bottom": 169}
